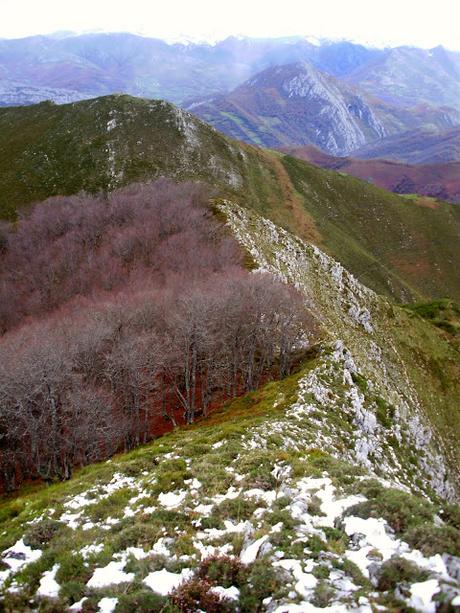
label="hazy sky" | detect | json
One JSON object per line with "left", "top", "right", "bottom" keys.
{"left": 2, "top": 0, "right": 460, "bottom": 50}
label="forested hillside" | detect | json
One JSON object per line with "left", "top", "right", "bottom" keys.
{"left": 0, "top": 181, "right": 310, "bottom": 492}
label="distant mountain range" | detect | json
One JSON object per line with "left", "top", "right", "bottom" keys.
{"left": 0, "top": 34, "right": 381, "bottom": 105}
{"left": 1, "top": 33, "right": 460, "bottom": 110}
{"left": 187, "top": 62, "right": 460, "bottom": 156}
{"left": 1, "top": 33, "right": 460, "bottom": 164}
{"left": 345, "top": 45, "right": 460, "bottom": 110}
{"left": 281, "top": 144, "right": 460, "bottom": 203}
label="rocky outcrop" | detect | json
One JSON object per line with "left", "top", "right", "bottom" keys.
{"left": 220, "top": 200, "right": 460, "bottom": 501}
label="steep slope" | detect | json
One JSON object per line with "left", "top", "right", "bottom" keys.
{"left": 187, "top": 62, "right": 387, "bottom": 154}
{"left": 353, "top": 125, "right": 460, "bottom": 164}
{"left": 220, "top": 202, "right": 460, "bottom": 497}
{"left": 0, "top": 206, "right": 459, "bottom": 612}
{"left": 1, "top": 95, "right": 460, "bottom": 305}
{"left": 281, "top": 144, "right": 460, "bottom": 203}
{"left": 187, "top": 62, "right": 460, "bottom": 155}
{"left": 346, "top": 45, "right": 460, "bottom": 111}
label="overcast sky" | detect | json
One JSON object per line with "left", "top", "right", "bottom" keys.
{"left": 2, "top": 0, "right": 460, "bottom": 50}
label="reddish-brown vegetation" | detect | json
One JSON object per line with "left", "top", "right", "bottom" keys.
{"left": 281, "top": 145, "right": 460, "bottom": 204}
{"left": 0, "top": 181, "right": 313, "bottom": 492}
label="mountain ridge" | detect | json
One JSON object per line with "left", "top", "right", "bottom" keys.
{"left": 1, "top": 33, "right": 459, "bottom": 109}
{"left": 1, "top": 94, "right": 460, "bottom": 305}
{"left": 352, "top": 125, "right": 460, "bottom": 164}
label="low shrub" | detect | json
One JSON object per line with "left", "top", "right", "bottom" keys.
{"left": 116, "top": 590, "right": 175, "bottom": 612}
{"left": 239, "top": 559, "right": 284, "bottom": 612}
{"left": 214, "top": 497, "right": 262, "bottom": 522}
{"left": 198, "top": 555, "right": 248, "bottom": 588}
{"left": 344, "top": 488, "right": 434, "bottom": 535}
{"left": 23, "top": 519, "right": 66, "bottom": 548}
{"left": 377, "top": 557, "right": 428, "bottom": 591}
{"left": 170, "top": 577, "right": 235, "bottom": 612}
{"left": 404, "top": 524, "right": 460, "bottom": 556}
{"left": 312, "top": 580, "right": 335, "bottom": 607}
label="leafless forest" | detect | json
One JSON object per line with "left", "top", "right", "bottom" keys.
{"left": 0, "top": 181, "right": 313, "bottom": 491}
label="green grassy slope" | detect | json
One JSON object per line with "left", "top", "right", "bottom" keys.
{"left": 0, "top": 95, "right": 459, "bottom": 304}
{"left": 279, "top": 155, "right": 460, "bottom": 302}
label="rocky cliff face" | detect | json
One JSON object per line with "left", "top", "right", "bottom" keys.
{"left": 189, "top": 62, "right": 389, "bottom": 155}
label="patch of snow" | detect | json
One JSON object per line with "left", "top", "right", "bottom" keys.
{"left": 194, "top": 503, "right": 214, "bottom": 515}
{"left": 408, "top": 579, "right": 440, "bottom": 613}
{"left": 151, "top": 537, "right": 171, "bottom": 556}
{"left": 158, "top": 490, "right": 187, "bottom": 509}
{"left": 98, "top": 597, "right": 118, "bottom": 613}
{"left": 211, "top": 585, "right": 240, "bottom": 601}
{"left": 240, "top": 535, "right": 269, "bottom": 564}
{"left": 0, "top": 538, "right": 42, "bottom": 586}
{"left": 87, "top": 561, "right": 134, "bottom": 588}
{"left": 274, "top": 558, "right": 317, "bottom": 599}
{"left": 343, "top": 516, "right": 401, "bottom": 577}
{"left": 143, "top": 568, "right": 193, "bottom": 595}
{"left": 37, "top": 564, "right": 60, "bottom": 598}
{"left": 80, "top": 543, "right": 104, "bottom": 560}
{"left": 69, "top": 597, "right": 88, "bottom": 611}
